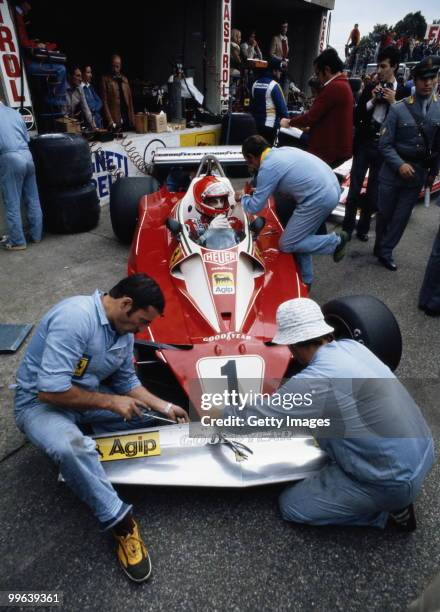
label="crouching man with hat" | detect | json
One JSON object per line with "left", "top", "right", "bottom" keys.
{"left": 227, "top": 298, "right": 434, "bottom": 531}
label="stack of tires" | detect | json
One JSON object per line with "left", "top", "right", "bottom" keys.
{"left": 30, "top": 133, "right": 100, "bottom": 234}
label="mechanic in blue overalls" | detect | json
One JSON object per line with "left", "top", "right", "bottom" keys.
{"left": 236, "top": 134, "right": 348, "bottom": 288}
{"left": 0, "top": 101, "right": 43, "bottom": 251}
{"left": 14, "top": 274, "right": 189, "bottom": 583}
{"left": 250, "top": 57, "right": 289, "bottom": 145}
{"left": 229, "top": 298, "right": 434, "bottom": 531}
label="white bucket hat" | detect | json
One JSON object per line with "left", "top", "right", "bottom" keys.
{"left": 272, "top": 298, "right": 334, "bottom": 345}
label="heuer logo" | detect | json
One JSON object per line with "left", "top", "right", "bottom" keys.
{"left": 203, "top": 251, "right": 237, "bottom": 265}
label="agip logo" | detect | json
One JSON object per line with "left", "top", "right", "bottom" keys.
{"left": 212, "top": 272, "right": 235, "bottom": 295}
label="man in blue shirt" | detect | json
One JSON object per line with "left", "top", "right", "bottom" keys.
{"left": 250, "top": 58, "right": 289, "bottom": 145}
{"left": 0, "top": 102, "right": 42, "bottom": 250}
{"left": 15, "top": 274, "right": 189, "bottom": 582}
{"left": 237, "top": 135, "right": 348, "bottom": 287}
{"left": 228, "top": 298, "right": 434, "bottom": 530}
{"left": 82, "top": 65, "right": 103, "bottom": 128}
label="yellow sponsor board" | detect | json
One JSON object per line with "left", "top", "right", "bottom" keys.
{"left": 95, "top": 431, "right": 161, "bottom": 462}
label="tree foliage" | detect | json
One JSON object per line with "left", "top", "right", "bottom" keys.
{"left": 394, "top": 11, "right": 427, "bottom": 39}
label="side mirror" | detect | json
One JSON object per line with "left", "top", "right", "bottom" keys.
{"left": 166, "top": 218, "right": 183, "bottom": 237}
{"left": 249, "top": 216, "right": 266, "bottom": 239}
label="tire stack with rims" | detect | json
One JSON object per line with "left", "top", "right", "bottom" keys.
{"left": 30, "top": 133, "right": 100, "bottom": 234}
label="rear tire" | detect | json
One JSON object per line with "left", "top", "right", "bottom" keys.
{"left": 30, "top": 133, "right": 93, "bottom": 188}
{"left": 110, "top": 176, "right": 159, "bottom": 244}
{"left": 42, "top": 182, "right": 100, "bottom": 234}
{"left": 322, "top": 295, "right": 402, "bottom": 371}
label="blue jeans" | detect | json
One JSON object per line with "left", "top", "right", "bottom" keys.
{"left": 279, "top": 441, "right": 435, "bottom": 528}
{"left": 15, "top": 395, "right": 157, "bottom": 530}
{"left": 0, "top": 150, "right": 43, "bottom": 246}
{"left": 278, "top": 191, "right": 340, "bottom": 284}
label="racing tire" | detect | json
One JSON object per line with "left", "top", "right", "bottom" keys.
{"left": 220, "top": 113, "right": 257, "bottom": 145}
{"left": 110, "top": 176, "right": 159, "bottom": 244}
{"left": 30, "top": 133, "right": 93, "bottom": 189}
{"left": 41, "top": 182, "right": 100, "bottom": 234}
{"left": 322, "top": 295, "right": 402, "bottom": 371}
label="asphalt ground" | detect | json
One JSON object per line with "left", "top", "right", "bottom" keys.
{"left": 0, "top": 195, "right": 439, "bottom": 611}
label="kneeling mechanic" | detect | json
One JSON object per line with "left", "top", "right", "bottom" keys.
{"left": 14, "top": 274, "right": 189, "bottom": 582}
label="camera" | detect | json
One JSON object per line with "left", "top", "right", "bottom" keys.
{"left": 375, "top": 82, "right": 393, "bottom": 99}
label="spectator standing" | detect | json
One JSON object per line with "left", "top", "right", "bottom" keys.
{"left": 419, "top": 223, "right": 440, "bottom": 317}
{"left": 342, "top": 47, "right": 409, "bottom": 241}
{"left": 346, "top": 23, "right": 361, "bottom": 49}
{"left": 270, "top": 21, "right": 289, "bottom": 62}
{"left": 66, "top": 66, "right": 95, "bottom": 130}
{"left": 282, "top": 48, "right": 353, "bottom": 168}
{"left": 375, "top": 56, "right": 440, "bottom": 271}
{"left": 81, "top": 65, "right": 103, "bottom": 129}
{"left": 250, "top": 58, "right": 289, "bottom": 145}
{"left": 0, "top": 101, "right": 42, "bottom": 251}
{"left": 101, "top": 55, "right": 135, "bottom": 131}
{"left": 230, "top": 29, "right": 243, "bottom": 77}
{"left": 270, "top": 21, "right": 290, "bottom": 99}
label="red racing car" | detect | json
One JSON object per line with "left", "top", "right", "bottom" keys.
{"left": 103, "top": 147, "right": 402, "bottom": 488}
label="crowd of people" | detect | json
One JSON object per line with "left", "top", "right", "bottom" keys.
{"left": 346, "top": 21, "right": 440, "bottom": 74}
{"left": 14, "top": 0, "right": 135, "bottom": 132}
{"left": 237, "top": 44, "right": 440, "bottom": 316}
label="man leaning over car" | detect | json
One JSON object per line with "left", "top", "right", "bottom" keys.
{"left": 14, "top": 274, "right": 189, "bottom": 583}
{"left": 225, "top": 298, "right": 434, "bottom": 531}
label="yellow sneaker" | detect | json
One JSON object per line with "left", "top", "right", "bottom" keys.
{"left": 113, "top": 520, "right": 152, "bottom": 582}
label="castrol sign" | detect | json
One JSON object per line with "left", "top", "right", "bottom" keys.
{"left": 0, "top": 0, "right": 32, "bottom": 107}
{"left": 219, "top": 0, "right": 231, "bottom": 114}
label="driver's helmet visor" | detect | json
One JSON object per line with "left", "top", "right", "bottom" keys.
{"left": 205, "top": 195, "right": 229, "bottom": 209}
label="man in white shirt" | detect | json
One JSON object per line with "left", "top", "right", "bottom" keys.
{"left": 342, "top": 46, "right": 409, "bottom": 241}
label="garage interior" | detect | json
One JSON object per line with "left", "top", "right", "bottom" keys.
{"left": 28, "top": 0, "right": 331, "bottom": 113}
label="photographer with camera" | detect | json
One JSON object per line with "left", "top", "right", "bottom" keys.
{"left": 342, "top": 46, "right": 409, "bottom": 242}
{"left": 374, "top": 56, "right": 440, "bottom": 271}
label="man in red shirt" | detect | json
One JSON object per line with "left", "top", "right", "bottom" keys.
{"left": 281, "top": 48, "right": 354, "bottom": 168}
{"left": 347, "top": 24, "right": 361, "bottom": 49}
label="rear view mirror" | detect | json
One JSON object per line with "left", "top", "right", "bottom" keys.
{"left": 249, "top": 216, "right": 266, "bottom": 239}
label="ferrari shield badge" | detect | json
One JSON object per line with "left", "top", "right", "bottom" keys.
{"left": 73, "top": 355, "right": 90, "bottom": 378}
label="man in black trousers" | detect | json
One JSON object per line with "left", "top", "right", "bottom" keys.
{"left": 419, "top": 223, "right": 440, "bottom": 317}
{"left": 342, "top": 46, "right": 410, "bottom": 241}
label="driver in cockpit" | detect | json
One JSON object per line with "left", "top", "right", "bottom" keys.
{"left": 186, "top": 176, "right": 244, "bottom": 246}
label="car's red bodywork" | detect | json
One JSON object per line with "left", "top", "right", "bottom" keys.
{"left": 128, "top": 182, "right": 307, "bottom": 412}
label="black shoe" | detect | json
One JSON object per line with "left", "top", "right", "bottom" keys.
{"left": 378, "top": 257, "right": 397, "bottom": 271}
{"left": 333, "top": 231, "right": 349, "bottom": 262}
{"left": 356, "top": 233, "right": 369, "bottom": 242}
{"left": 419, "top": 304, "right": 440, "bottom": 317}
{"left": 388, "top": 503, "right": 417, "bottom": 532}
{"left": 373, "top": 245, "right": 380, "bottom": 257}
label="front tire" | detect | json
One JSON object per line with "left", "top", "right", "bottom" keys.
{"left": 322, "top": 295, "right": 402, "bottom": 371}
{"left": 110, "top": 176, "right": 159, "bottom": 244}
